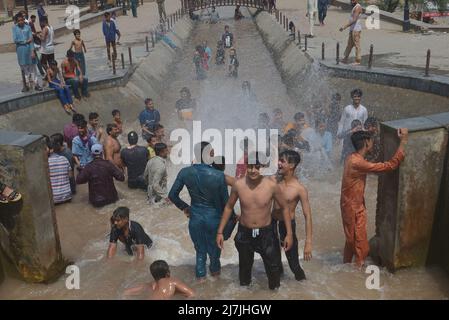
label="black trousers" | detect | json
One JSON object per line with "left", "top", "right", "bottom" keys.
{"left": 234, "top": 223, "right": 282, "bottom": 290}
{"left": 274, "top": 219, "right": 306, "bottom": 280}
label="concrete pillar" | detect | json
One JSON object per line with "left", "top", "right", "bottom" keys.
{"left": 0, "top": 131, "right": 67, "bottom": 283}
{"left": 371, "top": 116, "right": 448, "bottom": 272}
{"left": 426, "top": 113, "right": 449, "bottom": 273}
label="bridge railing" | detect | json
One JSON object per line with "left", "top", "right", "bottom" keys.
{"left": 181, "top": 0, "right": 267, "bottom": 12}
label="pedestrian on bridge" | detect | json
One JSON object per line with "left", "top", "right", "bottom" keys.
{"left": 157, "top": 0, "right": 167, "bottom": 22}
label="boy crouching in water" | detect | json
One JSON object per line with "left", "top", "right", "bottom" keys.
{"left": 124, "top": 260, "right": 195, "bottom": 299}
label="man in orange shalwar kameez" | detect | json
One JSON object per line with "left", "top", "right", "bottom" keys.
{"left": 340, "top": 128, "right": 408, "bottom": 267}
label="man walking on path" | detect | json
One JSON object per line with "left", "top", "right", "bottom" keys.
{"left": 130, "top": 0, "right": 138, "bottom": 18}
{"left": 306, "top": 0, "right": 318, "bottom": 37}
{"left": 318, "top": 0, "right": 329, "bottom": 26}
{"left": 157, "top": 0, "right": 167, "bottom": 22}
{"left": 339, "top": 0, "right": 371, "bottom": 65}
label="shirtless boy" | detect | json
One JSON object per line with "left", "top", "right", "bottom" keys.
{"left": 124, "top": 260, "right": 195, "bottom": 299}
{"left": 216, "top": 152, "right": 293, "bottom": 290}
{"left": 272, "top": 150, "right": 312, "bottom": 281}
{"left": 105, "top": 123, "right": 124, "bottom": 169}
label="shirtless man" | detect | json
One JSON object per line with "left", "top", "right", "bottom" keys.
{"left": 123, "top": 260, "right": 194, "bottom": 300}
{"left": 216, "top": 152, "right": 293, "bottom": 290}
{"left": 105, "top": 123, "right": 123, "bottom": 169}
{"left": 271, "top": 150, "right": 312, "bottom": 281}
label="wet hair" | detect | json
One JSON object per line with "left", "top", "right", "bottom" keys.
{"left": 111, "top": 206, "right": 130, "bottom": 222}
{"left": 41, "top": 16, "right": 48, "bottom": 24}
{"left": 104, "top": 12, "right": 110, "bottom": 17}
{"left": 146, "top": 134, "right": 157, "bottom": 143}
{"left": 212, "top": 156, "right": 226, "bottom": 171}
{"left": 150, "top": 260, "right": 170, "bottom": 281}
{"left": 180, "top": 87, "right": 191, "bottom": 98}
{"left": 154, "top": 143, "right": 168, "bottom": 156}
{"left": 279, "top": 149, "right": 301, "bottom": 169}
{"left": 77, "top": 119, "right": 88, "bottom": 128}
{"left": 128, "top": 131, "right": 139, "bottom": 145}
{"left": 247, "top": 151, "right": 267, "bottom": 166}
{"left": 194, "top": 141, "right": 212, "bottom": 164}
{"left": 283, "top": 130, "right": 296, "bottom": 147}
{"left": 364, "top": 116, "right": 378, "bottom": 129}
{"left": 50, "top": 133, "right": 64, "bottom": 147}
{"left": 351, "top": 130, "right": 372, "bottom": 151}
{"left": 73, "top": 29, "right": 81, "bottom": 36}
{"left": 225, "top": 25, "right": 229, "bottom": 29}
{"left": 351, "top": 119, "right": 362, "bottom": 129}
{"left": 49, "top": 136, "right": 63, "bottom": 153}
{"left": 30, "top": 15, "right": 36, "bottom": 19}
{"left": 154, "top": 124, "right": 164, "bottom": 131}
{"left": 66, "top": 49, "right": 75, "bottom": 58}
{"left": 294, "top": 112, "right": 305, "bottom": 121}
{"left": 144, "top": 98, "right": 153, "bottom": 104}
{"left": 112, "top": 109, "right": 120, "bottom": 117}
{"left": 89, "top": 112, "right": 99, "bottom": 121}
{"left": 73, "top": 113, "right": 85, "bottom": 124}
{"left": 350, "top": 88, "right": 363, "bottom": 98}
{"left": 106, "top": 123, "right": 117, "bottom": 135}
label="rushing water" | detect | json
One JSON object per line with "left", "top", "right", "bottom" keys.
{"left": 1, "top": 7, "right": 449, "bottom": 299}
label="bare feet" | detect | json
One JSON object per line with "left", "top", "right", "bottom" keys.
{"left": 211, "top": 271, "right": 221, "bottom": 277}
{"left": 351, "top": 62, "right": 361, "bottom": 66}
{"left": 197, "top": 277, "right": 207, "bottom": 283}
{"left": 341, "top": 58, "right": 349, "bottom": 64}
{"left": 63, "top": 104, "right": 71, "bottom": 115}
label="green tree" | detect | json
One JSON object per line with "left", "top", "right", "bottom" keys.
{"left": 376, "top": 0, "right": 401, "bottom": 12}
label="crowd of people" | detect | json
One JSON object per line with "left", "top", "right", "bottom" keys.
{"left": 3, "top": 3, "right": 413, "bottom": 299}
{"left": 12, "top": 5, "right": 90, "bottom": 114}
{"left": 193, "top": 24, "right": 239, "bottom": 80}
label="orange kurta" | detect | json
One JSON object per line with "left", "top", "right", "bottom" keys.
{"left": 340, "top": 148, "right": 405, "bottom": 266}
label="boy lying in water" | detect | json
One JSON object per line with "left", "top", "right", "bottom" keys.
{"left": 123, "top": 260, "right": 195, "bottom": 300}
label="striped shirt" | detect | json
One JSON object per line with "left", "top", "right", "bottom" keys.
{"left": 48, "top": 153, "right": 72, "bottom": 204}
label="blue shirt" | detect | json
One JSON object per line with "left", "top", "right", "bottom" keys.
{"left": 169, "top": 164, "right": 229, "bottom": 216}
{"left": 12, "top": 24, "right": 32, "bottom": 66}
{"left": 71, "top": 135, "right": 99, "bottom": 168}
{"left": 139, "top": 108, "right": 161, "bottom": 131}
{"left": 102, "top": 20, "right": 118, "bottom": 43}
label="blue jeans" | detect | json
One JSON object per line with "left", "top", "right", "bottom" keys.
{"left": 49, "top": 79, "right": 73, "bottom": 105}
{"left": 65, "top": 77, "right": 88, "bottom": 99}
{"left": 188, "top": 207, "right": 222, "bottom": 278}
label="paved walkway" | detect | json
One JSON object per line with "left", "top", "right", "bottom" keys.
{"left": 276, "top": 0, "right": 449, "bottom": 75}
{"left": 0, "top": 0, "right": 183, "bottom": 97}
{"left": 2, "top": 0, "right": 449, "bottom": 99}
